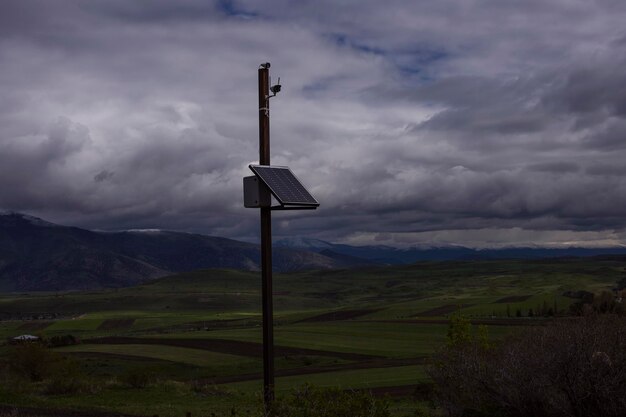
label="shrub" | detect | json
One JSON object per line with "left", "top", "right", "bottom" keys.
{"left": 446, "top": 309, "right": 472, "bottom": 347}
{"left": 189, "top": 380, "right": 233, "bottom": 397}
{"left": 42, "top": 359, "right": 101, "bottom": 395}
{"left": 7, "top": 342, "right": 60, "bottom": 382}
{"left": 569, "top": 291, "right": 624, "bottom": 316}
{"left": 0, "top": 409, "right": 19, "bottom": 417}
{"left": 42, "top": 375, "right": 101, "bottom": 395}
{"left": 47, "top": 334, "right": 80, "bottom": 348}
{"left": 267, "top": 384, "right": 390, "bottom": 417}
{"left": 428, "top": 314, "right": 626, "bottom": 417}
{"left": 120, "top": 367, "right": 157, "bottom": 388}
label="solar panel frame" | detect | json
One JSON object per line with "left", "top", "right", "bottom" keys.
{"left": 249, "top": 164, "right": 320, "bottom": 207}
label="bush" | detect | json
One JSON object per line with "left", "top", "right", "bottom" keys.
{"left": 120, "top": 367, "right": 157, "bottom": 388}
{"left": 7, "top": 343, "right": 60, "bottom": 382}
{"left": 42, "top": 359, "right": 101, "bottom": 395}
{"left": 267, "top": 384, "right": 390, "bottom": 417}
{"left": 42, "top": 375, "right": 101, "bottom": 395}
{"left": 428, "top": 314, "right": 626, "bottom": 417}
{"left": 189, "top": 379, "right": 233, "bottom": 397}
{"left": 569, "top": 291, "right": 624, "bottom": 316}
{"left": 47, "top": 334, "right": 80, "bottom": 348}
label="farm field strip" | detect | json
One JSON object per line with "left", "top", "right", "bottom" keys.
{"left": 46, "top": 318, "right": 104, "bottom": 332}
{"left": 295, "top": 308, "right": 381, "bottom": 323}
{"left": 210, "top": 357, "right": 429, "bottom": 384}
{"left": 83, "top": 336, "right": 379, "bottom": 360}
{"left": 460, "top": 293, "right": 575, "bottom": 316}
{"left": 57, "top": 344, "right": 251, "bottom": 367}
{"left": 365, "top": 318, "right": 546, "bottom": 327}
{"left": 17, "top": 321, "right": 53, "bottom": 331}
{"left": 97, "top": 318, "right": 136, "bottom": 330}
{"left": 191, "top": 322, "right": 450, "bottom": 358}
{"left": 225, "top": 364, "right": 428, "bottom": 393}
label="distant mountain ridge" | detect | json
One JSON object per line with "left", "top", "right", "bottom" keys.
{"left": 3, "top": 213, "right": 625, "bottom": 292}
{"left": 0, "top": 213, "right": 358, "bottom": 291}
{"left": 275, "top": 237, "right": 626, "bottom": 264}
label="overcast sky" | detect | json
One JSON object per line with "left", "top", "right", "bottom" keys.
{"left": 1, "top": 0, "right": 626, "bottom": 248}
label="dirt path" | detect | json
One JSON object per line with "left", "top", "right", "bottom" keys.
{"left": 83, "top": 336, "right": 381, "bottom": 361}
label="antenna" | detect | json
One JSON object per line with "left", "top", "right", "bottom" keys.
{"left": 269, "top": 77, "right": 281, "bottom": 97}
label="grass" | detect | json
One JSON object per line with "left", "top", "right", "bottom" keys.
{"left": 0, "top": 381, "right": 259, "bottom": 417}
{"left": 152, "top": 320, "right": 520, "bottom": 358}
{"left": 46, "top": 318, "right": 104, "bottom": 332}
{"left": 187, "top": 322, "right": 448, "bottom": 358}
{"left": 226, "top": 364, "right": 428, "bottom": 393}
{"left": 0, "top": 257, "right": 623, "bottom": 416}
{"left": 56, "top": 344, "right": 252, "bottom": 367}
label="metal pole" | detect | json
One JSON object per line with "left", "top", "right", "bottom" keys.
{"left": 258, "top": 64, "right": 274, "bottom": 409}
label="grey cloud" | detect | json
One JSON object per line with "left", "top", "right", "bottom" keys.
{"left": 1, "top": 1, "right": 626, "bottom": 248}
{"left": 94, "top": 170, "right": 114, "bottom": 182}
{"left": 543, "top": 60, "right": 626, "bottom": 120}
{"left": 580, "top": 119, "right": 626, "bottom": 150}
{"left": 525, "top": 162, "right": 580, "bottom": 174}
{"left": 586, "top": 164, "right": 626, "bottom": 177}
{"left": 419, "top": 107, "right": 548, "bottom": 136}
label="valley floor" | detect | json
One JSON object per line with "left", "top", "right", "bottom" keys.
{"left": 0, "top": 257, "right": 622, "bottom": 416}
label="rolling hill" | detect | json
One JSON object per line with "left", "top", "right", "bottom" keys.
{"left": 0, "top": 213, "right": 359, "bottom": 291}
{"left": 276, "top": 237, "right": 626, "bottom": 264}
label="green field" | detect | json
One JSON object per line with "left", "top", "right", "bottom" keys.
{"left": 159, "top": 322, "right": 450, "bottom": 357}
{"left": 226, "top": 364, "right": 429, "bottom": 392}
{"left": 57, "top": 344, "right": 251, "bottom": 367}
{"left": 0, "top": 257, "right": 622, "bottom": 416}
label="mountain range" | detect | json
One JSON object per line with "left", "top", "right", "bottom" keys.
{"left": 0, "top": 213, "right": 362, "bottom": 291}
{"left": 275, "top": 237, "right": 626, "bottom": 264}
{"left": 2, "top": 212, "right": 626, "bottom": 292}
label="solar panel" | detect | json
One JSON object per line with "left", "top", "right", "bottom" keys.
{"left": 249, "top": 165, "right": 319, "bottom": 206}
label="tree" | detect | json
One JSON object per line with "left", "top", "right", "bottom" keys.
{"left": 8, "top": 342, "right": 59, "bottom": 381}
{"left": 428, "top": 315, "right": 626, "bottom": 417}
{"left": 447, "top": 308, "right": 472, "bottom": 347}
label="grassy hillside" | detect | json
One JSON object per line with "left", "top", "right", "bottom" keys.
{"left": 0, "top": 257, "right": 623, "bottom": 416}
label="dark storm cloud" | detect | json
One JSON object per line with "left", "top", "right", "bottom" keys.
{"left": 525, "top": 162, "right": 580, "bottom": 174}
{"left": 94, "top": 170, "right": 114, "bottom": 182}
{"left": 544, "top": 63, "right": 626, "bottom": 120}
{"left": 1, "top": 0, "right": 626, "bottom": 247}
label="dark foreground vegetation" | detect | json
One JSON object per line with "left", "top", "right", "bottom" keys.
{"left": 3, "top": 315, "right": 625, "bottom": 417}
{"left": 430, "top": 314, "right": 626, "bottom": 417}
{"left": 0, "top": 343, "right": 392, "bottom": 417}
